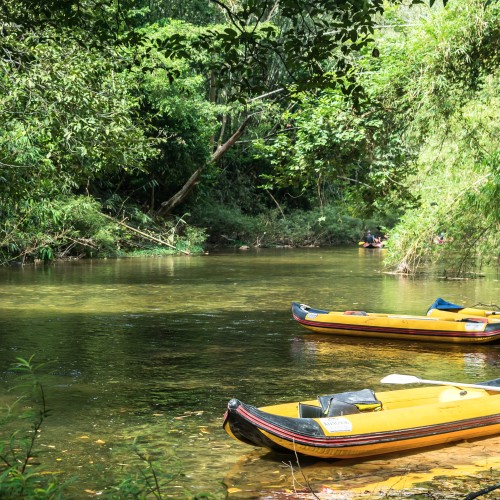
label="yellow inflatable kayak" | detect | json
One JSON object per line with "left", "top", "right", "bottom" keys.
{"left": 291, "top": 302, "right": 500, "bottom": 343}
{"left": 223, "top": 378, "right": 500, "bottom": 459}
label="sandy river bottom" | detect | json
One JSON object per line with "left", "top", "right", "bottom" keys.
{"left": 224, "top": 435, "right": 500, "bottom": 499}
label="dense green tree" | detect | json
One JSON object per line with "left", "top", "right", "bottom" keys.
{"left": 140, "top": 0, "right": 222, "bottom": 25}
{"left": 136, "top": 1, "right": 446, "bottom": 215}
{"left": 378, "top": 0, "right": 500, "bottom": 274}
{"left": 255, "top": 88, "right": 417, "bottom": 215}
{"left": 0, "top": 34, "right": 151, "bottom": 196}
{"left": 7, "top": 0, "right": 495, "bottom": 269}
{"left": 0, "top": 25, "right": 155, "bottom": 262}
{"left": 100, "top": 21, "right": 219, "bottom": 213}
{"left": 0, "top": 0, "right": 143, "bottom": 40}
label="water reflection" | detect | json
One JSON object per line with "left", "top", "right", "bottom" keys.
{"left": 0, "top": 249, "right": 498, "bottom": 496}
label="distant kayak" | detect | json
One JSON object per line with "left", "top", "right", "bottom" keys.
{"left": 291, "top": 301, "right": 500, "bottom": 343}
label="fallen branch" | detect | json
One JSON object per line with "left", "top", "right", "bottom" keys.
{"left": 102, "top": 214, "right": 190, "bottom": 255}
{"left": 465, "top": 482, "right": 500, "bottom": 500}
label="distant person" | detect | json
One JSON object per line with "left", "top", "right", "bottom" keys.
{"left": 364, "top": 230, "right": 375, "bottom": 244}
{"left": 435, "top": 232, "right": 446, "bottom": 244}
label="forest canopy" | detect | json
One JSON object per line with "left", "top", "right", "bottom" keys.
{"left": 0, "top": 0, "right": 497, "bottom": 274}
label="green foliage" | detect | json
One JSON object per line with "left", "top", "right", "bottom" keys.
{"left": 0, "top": 0, "right": 146, "bottom": 44}
{"left": 197, "top": 202, "right": 378, "bottom": 247}
{"left": 0, "top": 356, "right": 62, "bottom": 499}
{"left": 122, "top": 222, "right": 207, "bottom": 256}
{"left": 0, "top": 0, "right": 496, "bottom": 267}
{"left": 141, "top": 0, "right": 222, "bottom": 26}
{"left": 271, "top": 207, "right": 366, "bottom": 247}
{"left": 0, "top": 29, "right": 153, "bottom": 200}
{"left": 255, "top": 88, "right": 417, "bottom": 215}
{"left": 196, "top": 204, "right": 262, "bottom": 246}
{"left": 125, "top": 22, "right": 219, "bottom": 204}
{"left": 0, "top": 193, "right": 207, "bottom": 263}
{"left": 0, "top": 196, "right": 117, "bottom": 263}
{"left": 0, "top": 24, "right": 156, "bottom": 263}
{"left": 381, "top": 0, "right": 500, "bottom": 274}
{"left": 154, "top": 1, "right": 442, "bottom": 101}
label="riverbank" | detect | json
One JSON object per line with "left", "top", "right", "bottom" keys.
{"left": 0, "top": 202, "right": 393, "bottom": 266}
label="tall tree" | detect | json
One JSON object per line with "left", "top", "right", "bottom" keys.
{"left": 145, "top": 0, "right": 447, "bottom": 214}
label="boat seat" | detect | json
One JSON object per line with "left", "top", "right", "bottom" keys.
{"left": 318, "top": 389, "right": 383, "bottom": 415}
{"left": 344, "top": 310, "right": 368, "bottom": 316}
{"left": 321, "top": 399, "right": 361, "bottom": 417}
{"left": 299, "top": 390, "right": 384, "bottom": 418}
{"left": 298, "top": 403, "right": 324, "bottom": 418}
{"left": 299, "top": 401, "right": 360, "bottom": 418}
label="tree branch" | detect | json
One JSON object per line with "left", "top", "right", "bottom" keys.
{"left": 158, "top": 116, "right": 252, "bottom": 215}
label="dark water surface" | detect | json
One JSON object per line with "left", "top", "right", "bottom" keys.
{"left": 0, "top": 248, "right": 498, "bottom": 498}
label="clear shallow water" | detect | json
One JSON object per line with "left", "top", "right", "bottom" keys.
{"left": 0, "top": 248, "right": 498, "bottom": 498}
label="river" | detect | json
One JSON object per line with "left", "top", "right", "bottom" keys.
{"left": 0, "top": 248, "right": 498, "bottom": 498}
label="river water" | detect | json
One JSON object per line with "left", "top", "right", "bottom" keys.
{"left": 0, "top": 248, "right": 498, "bottom": 498}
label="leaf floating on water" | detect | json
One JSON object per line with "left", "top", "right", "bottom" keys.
{"left": 79, "top": 435, "right": 90, "bottom": 439}
{"left": 175, "top": 410, "right": 205, "bottom": 419}
{"left": 95, "top": 439, "right": 106, "bottom": 445}
{"left": 227, "top": 488, "right": 242, "bottom": 494}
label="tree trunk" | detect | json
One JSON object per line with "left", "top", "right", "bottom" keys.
{"left": 157, "top": 116, "right": 251, "bottom": 216}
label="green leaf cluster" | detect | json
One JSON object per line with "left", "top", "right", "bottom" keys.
{"left": 0, "top": 30, "right": 152, "bottom": 196}
{"left": 379, "top": 0, "right": 500, "bottom": 273}
{"left": 256, "top": 89, "right": 416, "bottom": 214}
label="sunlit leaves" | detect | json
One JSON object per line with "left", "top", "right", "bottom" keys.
{"left": 0, "top": 0, "right": 143, "bottom": 45}
{"left": 0, "top": 30, "right": 153, "bottom": 203}
{"left": 146, "top": 1, "right": 409, "bottom": 100}
{"left": 382, "top": 1, "right": 499, "bottom": 274}
{"left": 256, "top": 88, "right": 416, "bottom": 214}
